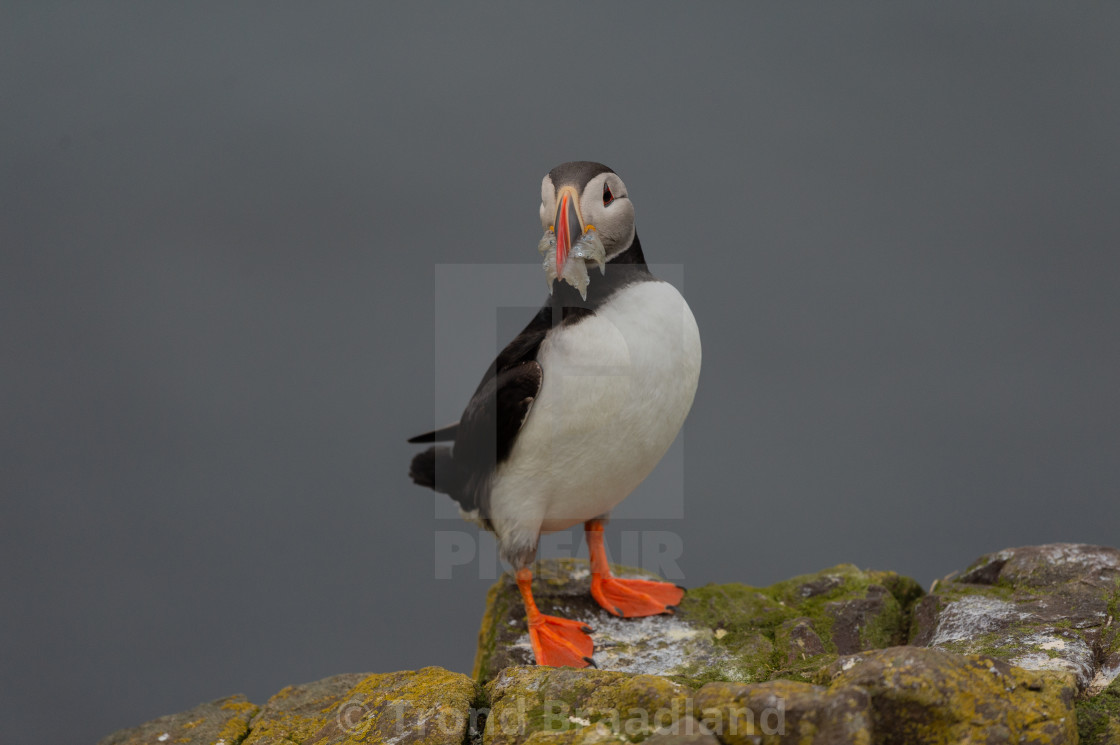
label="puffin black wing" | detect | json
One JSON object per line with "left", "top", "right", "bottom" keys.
{"left": 455, "top": 360, "right": 543, "bottom": 468}
{"left": 408, "top": 360, "right": 543, "bottom": 517}
{"left": 407, "top": 422, "right": 460, "bottom": 443}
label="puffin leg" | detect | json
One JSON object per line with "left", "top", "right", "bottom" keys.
{"left": 516, "top": 568, "right": 595, "bottom": 668}
{"left": 585, "top": 519, "right": 685, "bottom": 617}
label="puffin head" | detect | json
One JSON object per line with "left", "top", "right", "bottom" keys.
{"left": 538, "top": 161, "right": 636, "bottom": 300}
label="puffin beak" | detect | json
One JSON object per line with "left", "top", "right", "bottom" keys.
{"left": 553, "top": 188, "right": 584, "bottom": 279}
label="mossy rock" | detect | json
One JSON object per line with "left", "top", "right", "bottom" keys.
{"left": 102, "top": 545, "right": 1120, "bottom": 745}
{"left": 484, "top": 666, "right": 693, "bottom": 745}
{"left": 693, "top": 678, "right": 871, "bottom": 745}
{"left": 680, "top": 564, "right": 923, "bottom": 684}
{"left": 474, "top": 559, "right": 735, "bottom": 683}
{"left": 96, "top": 695, "right": 258, "bottom": 745}
{"left": 245, "top": 666, "right": 478, "bottom": 745}
{"left": 98, "top": 668, "right": 480, "bottom": 745}
{"left": 482, "top": 647, "right": 1076, "bottom": 745}
{"left": 1077, "top": 675, "right": 1120, "bottom": 745}
{"left": 474, "top": 557, "right": 925, "bottom": 686}
{"left": 911, "top": 543, "right": 1120, "bottom": 692}
{"left": 825, "top": 646, "right": 1078, "bottom": 744}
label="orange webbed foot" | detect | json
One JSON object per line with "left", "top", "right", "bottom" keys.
{"left": 591, "top": 575, "right": 685, "bottom": 618}
{"left": 517, "top": 567, "right": 595, "bottom": 668}
{"left": 584, "top": 519, "right": 686, "bottom": 617}
{"left": 528, "top": 613, "right": 595, "bottom": 668}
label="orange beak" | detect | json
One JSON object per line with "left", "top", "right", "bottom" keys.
{"left": 553, "top": 188, "right": 583, "bottom": 279}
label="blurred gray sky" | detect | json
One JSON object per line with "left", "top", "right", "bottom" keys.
{"left": 2, "top": 3, "right": 1119, "bottom": 743}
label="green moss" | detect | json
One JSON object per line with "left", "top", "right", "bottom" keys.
{"left": 861, "top": 602, "right": 901, "bottom": 650}
{"left": 678, "top": 582, "right": 788, "bottom": 633}
{"left": 935, "top": 580, "right": 1017, "bottom": 602}
{"left": 1105, "top": 579, "right": 1120, "bottom": 656}
{"left": 871, "top": 571, "right": 926, "bottom": 609}
{"left": 768, "top": 653, "right": 838, "bottom": 685}
{"left": 473, "top": 559, "right": 925, "bottom": 687}
{"left": 768, "top": 564, "right": 866, "bottom": 599}
{"left": 1077, "top": 676, "right": 1120, "bottom": 745}
{"left": 672, "top": 565, "right": 922, "bottom": 685}
{"left": 1108, "top": 579, "right": 1120, "bottom": 618}
{"left": 675, "top": 584, "right": 786, "bottom": 682}
{"left": 473, "top": 580, "right": 512, "bottom": 680}
{"left": 938, "top": 633, "right": 1014, "bottom": 660}
{"left": 768, "top": 569, "right": 902, "bottom": 654}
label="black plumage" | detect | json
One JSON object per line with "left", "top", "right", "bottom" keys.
{"left": 408, "top": 233, "right": 655, "bottom": 521}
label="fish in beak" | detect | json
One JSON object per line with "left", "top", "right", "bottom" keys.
{"left": 539, "top": 187, "right": 606, "bottom": 300}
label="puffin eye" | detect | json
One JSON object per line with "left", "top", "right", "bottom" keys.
{"left": 603, "top": 184, "right": 614, "bottom": 206}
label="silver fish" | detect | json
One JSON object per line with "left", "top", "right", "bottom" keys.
{"left": 538, "top": 228, "right": 607, "bottom": 301}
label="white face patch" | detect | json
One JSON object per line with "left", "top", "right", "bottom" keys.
{"left": 539, "top": 174, "right": 555, "bottom": 229}
{"left": 578, "top": 172, "right": 636, "bottom": 261}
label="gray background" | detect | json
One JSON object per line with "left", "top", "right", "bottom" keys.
{"left": 3, "top": 3, "right": 1119, "bottom": 743}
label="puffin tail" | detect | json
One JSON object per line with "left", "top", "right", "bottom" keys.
{"left": 409, "top": 446, "right": 455, "bottom": 494}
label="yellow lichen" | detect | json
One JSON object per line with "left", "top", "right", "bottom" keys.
{"left": 220, "top": 699, "right": 257, "bottom": 714}
{"left": 474, "top": 580, "right": 511, "bottom": 680}
{"left": 214, "top": 712, "right": 254, "bottom": 745}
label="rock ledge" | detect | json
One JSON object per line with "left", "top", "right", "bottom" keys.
{"left": 99, "top": 543, "right": 1120, "bottom": 745}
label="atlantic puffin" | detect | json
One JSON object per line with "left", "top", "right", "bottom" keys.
{"left": 409, "top": 161, "right": 701, "bottom": 667}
